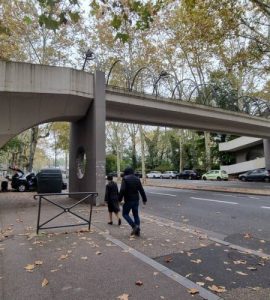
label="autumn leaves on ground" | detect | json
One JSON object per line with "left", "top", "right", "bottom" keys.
{"left": 1, "top": 192, "right": 270, "bottom": 300}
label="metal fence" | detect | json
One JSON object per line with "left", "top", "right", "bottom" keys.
{"left": 34, "top": 192, "right": 98, "bottom": 234}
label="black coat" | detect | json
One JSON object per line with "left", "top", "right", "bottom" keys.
{"left": 105, "top": 181, "right": 120, "bottom": 213}
{"left": 118, "top": 174, "right": 147, "bottom": 203}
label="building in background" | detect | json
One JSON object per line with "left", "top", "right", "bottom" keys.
{"left": 219, "top": 137, "right": 265, "bottom": 175}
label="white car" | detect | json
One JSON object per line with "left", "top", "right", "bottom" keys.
{"left": 161, "top": 171, "right": 178, "bottom": 179}
{"left": 146, "top": 171, "right": 162, "bottom": 179}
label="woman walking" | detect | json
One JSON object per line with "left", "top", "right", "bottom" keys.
{"left": 105, "top": 175, "right": 121, "bottom": 225}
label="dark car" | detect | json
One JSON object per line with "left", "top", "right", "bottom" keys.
{"left": 7, "top": 167, "right": 67, "bottom": 192}
{"left": 177, "top": 170, "right": 200, "bottom": 180}
{"left": 134, "top": 171, "right": 142, "bottom": 178}
{"left": 238, "top": 168, "right": 270, "bottom": 182}
{"left": 7, "top": 170, "right": 37, "bottom": 192}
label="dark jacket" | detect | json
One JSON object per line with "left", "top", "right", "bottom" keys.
{"left": 118, "top": 174, "right": 147, "bottom": 203}
{"left": 105, "top": 181, "right": 119, "bottom": 203}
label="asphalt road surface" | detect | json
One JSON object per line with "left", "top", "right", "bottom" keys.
{"left": 150, "top": 178, "right": 270, "bottom": 190}
{"left": 143, "top": 186, "right": 270, "bottom": 253}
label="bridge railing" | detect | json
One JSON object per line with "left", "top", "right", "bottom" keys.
{"left": 106, "top": 84, "right": 270, "bottom": 119}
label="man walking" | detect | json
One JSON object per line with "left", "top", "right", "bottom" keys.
{"left": 119, "top": 167, "right": 147, "bottom": 236}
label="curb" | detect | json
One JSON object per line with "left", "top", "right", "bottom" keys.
{"left": 95, "top": 226, "right": 223, "bottom": 300}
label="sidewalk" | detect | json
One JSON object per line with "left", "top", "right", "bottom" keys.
{"left": 1, "top": 192, "right": 270, "bottom": 300}
{"left": 0, "top": 192, "right": 206, "bottom": 300}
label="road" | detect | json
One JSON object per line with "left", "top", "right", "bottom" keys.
{"left": 143, "top": 186, "right": 270, "bottom": 253}
{"left": 150, "top": 178, "right": 270, "bottom": 190}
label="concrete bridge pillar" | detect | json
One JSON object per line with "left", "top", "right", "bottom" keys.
{"left": 69, "top": 71, "right": 106, "bottom": 205}
{"left": 263, "top": 139, "right": 270, "bottom": 170}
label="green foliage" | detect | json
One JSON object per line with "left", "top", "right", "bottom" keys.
{"left": 36, "top": 0, "right": 80, "bottom": 31}
{"left": 106, "top": 154, "right": 117, "bottom": 174}
{"left": 155, "top": 162, "right": 174, "bottom": 172}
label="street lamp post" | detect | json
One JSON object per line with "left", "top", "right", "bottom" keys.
{"left": 152, "top": 71, "right": 170, "bottom": 96}
{"left": 82, "top": 49, "right": 96, "bottom": 71}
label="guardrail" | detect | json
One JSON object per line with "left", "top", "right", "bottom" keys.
{"left": 34, "top": 192, "right": 98, "bottom": 234}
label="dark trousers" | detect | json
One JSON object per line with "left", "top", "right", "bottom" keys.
{"left": 122, "top": 201, "right": 140, "bottom": 228}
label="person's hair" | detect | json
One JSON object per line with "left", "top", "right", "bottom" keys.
{"left": 107, "top": 175, "right": 113, "bottom": 181}
{"left": 124, "top": 167, "right": 134, "bottom": 175}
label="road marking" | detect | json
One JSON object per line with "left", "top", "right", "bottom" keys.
{"left": 148, "top": 192, "right": 177, "bottom": 197}
{"left": 213, "top": 193, "right": 240, "bottom": 198}
{"left": 261, "top": 206, "right": 270, "bottom": 209}
{"left": 248, "top": 196, "right": 260, "bottom": 200}
{"left": 190, "top": 197, "right": 238, "bottom": 205}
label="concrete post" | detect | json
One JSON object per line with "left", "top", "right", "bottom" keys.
{"left": 69, "top": 71, "right": 106, "bottom": 205}
{"left": 263, "top": 139, "right": 270, "bottom": 170}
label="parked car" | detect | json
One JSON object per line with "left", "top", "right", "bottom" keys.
{"left": 146, "top": 171, "right": 162, "bottom": 179}
{"left": 202, "top": 170, "right": 228, "bottom": 181}
{"left": 177, "top": 170, "right": 200, "bottom": 180}
{"left": 6, "top": 167, "right": 67, "bottom": 192}
{"left": 6, "top": 169, "right": 37, "bottom": 192}
{"left": 161, "top": 171, "right": 178, "bottom": 179}
{"left": 238, "top": 168, "right": 270, "bottom": 182}
{"left": 134, "top": 171, "right": 142, "bottom": 178}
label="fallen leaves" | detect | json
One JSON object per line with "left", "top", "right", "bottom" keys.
{"left": 188, "top": 288, "right": 199, "bottom": 295}
{"left": 35, "top": 260, "right": 43, "bottom": 265}
{"left": 95, "top": 251, "right": 102, "bottom": 255}
{"left": 135, "top": 280, "right": 143, "bottom": 286}
{"left": 205, "top": 276, "right": 214, "bottom": 282}
{"left": 81, "top": 256, "right": 88, "bottom": 260}
{"left": 191, "top": 259, "right": 202, "bottom": 264}
{"left": 196, "top": 282, "right": 205, "bottom": 286}
{"left": 244, "top": 233, "right": 252, "bottom": 239}
{"left": 50, "top": 269, "right": 59, "bottom": 273}
{"left": 24, "top": 264, "right": 35, "bottom": 272}
{"left": 233, "top": 260, "right": 246, "bottom": 265}
{"left": 41, "top": 278, "right": 48, "bottom": 287}
{"left": 58, "top": 254, "right": 68, "bottom": 260}
{"left": 247, "top": 266, "right": 257, "bottom": 271}
{"left": 208, "top": 285, "right": 226, "bottom": 293}
{"left": 164, "top": 256, "right": 173, "bottom": 263}
{"left": 117, "top": 294, "right": 129, "bottom": 300}
{"left": 236, "top": 271, "right": 248, "bottom": 276}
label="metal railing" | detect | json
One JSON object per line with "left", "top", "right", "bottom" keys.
{"left": 34, "top": 192, "right": 98, "bottom": 234}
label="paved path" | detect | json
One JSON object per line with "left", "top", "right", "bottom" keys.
{"left": 1, "top": 191, "right": 270, "bottom": 300}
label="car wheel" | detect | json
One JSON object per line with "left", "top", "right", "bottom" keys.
{"left": 217, "top": 177, "right": 221, "bottom": 181}
{"left": 188, "top": 175, "right": 192, "bottom": 180}
{"left": 240, "top": 177, "right": 246, "bottom": 182}
{"left": 169, "top": 176, "right": 172, "bottom": 179}
{"left": 203, "top": 176, "right": 207, "bottom": 180}
{"left": 18, "top": 184, "right": 26, "bottom": 192}
{"left": 161, "top": 176, "right": 163, "bottom": 179}
{"left": 264, "top": 177, "right": 270, "bottom": 182}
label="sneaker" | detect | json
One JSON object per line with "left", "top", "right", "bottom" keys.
{"left": 108, "top": 221, "right": 113, "bottom": 225}
{"left": 118, "top": 218, "right": 121, "bottom": 226}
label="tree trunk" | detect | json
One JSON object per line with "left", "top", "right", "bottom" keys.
{"left": 139, "top": 125, "right": 146, "bottom": 184}
{"left": 179, "top": 129, "right": 183, "bottom": 172}
{"left": 204, "top": 131, "right": 211, "bottom": 171}
{"left": 27, "top": 126, "right": 39, "bottom": 172}
{"left": 116, "top": 144, "right": 121, "bottom": 181}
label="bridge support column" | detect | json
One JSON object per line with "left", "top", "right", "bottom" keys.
{"left": 69, "top": 71, "right": 106, "bottom": 205}
{"left": 263, "top": 139, "right": 270, "bottom": 170}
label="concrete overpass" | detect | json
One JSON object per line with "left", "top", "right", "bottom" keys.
{"left": 1, "top": 61, "right": 270, "bottom": 203}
